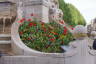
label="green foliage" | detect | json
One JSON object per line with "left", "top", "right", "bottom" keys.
{"left": 58, "top": 0, "right": 86, "bottom": 26}
{"left": 19, "top": 21, "right": 74, "bottom": 53}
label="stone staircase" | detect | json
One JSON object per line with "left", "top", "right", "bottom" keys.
{"left": 0, "top": 20, "right": 13, "bottom": 55}
{"left": 0, "top": 34, "right": 13, "bottom": 56}
{"left": 0, "top": 15, "right": 17, "bottom": 56}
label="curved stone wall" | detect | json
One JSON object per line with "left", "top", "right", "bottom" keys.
{"left": 11, "top": 19, "right": 77, "bottom": 58}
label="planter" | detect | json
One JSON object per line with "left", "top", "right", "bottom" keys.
{"left": 11, "top": 19, "right": 77, "bottom": 64}
{"left": 11, "top": 19, "right": 77, "bottom": 56}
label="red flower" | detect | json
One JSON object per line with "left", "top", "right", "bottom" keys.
{"left": 29, "top": 22, "right": 36, "bottom": 27}
{"left": 18, "top": 19, "right": 23, "bottom": 23}
{"left": 33, "top": 23, "right": 37, "bottom": 26}
{"left": 70, "top": 25, "right": 74, "bottom": 30}
{"left": 27, "top": 38, "right": 31, "bottom": 40}
{"left": 29, "top": 22, "right": 33, "bottom": 27}
{"left": 27, "top": 19, "right": 32, "bottom": 21}
{"left": 64, "top": 26, "right": 67, "bottom": 29}
{"left": 71, "top": 27, "right": 74, "bottom": 30}
{"left": 63, "top": 29, "right": 68, "bottom": 35}
{"left": 49, "top": 38, "right": 55, "bottom": 42}
{"left": 19, "top": 32, "right": 23, "bottom": 35}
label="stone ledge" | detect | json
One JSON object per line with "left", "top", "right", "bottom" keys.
{"left": 0, "top": 40, "right": 11, "bottom": 44}
{"left": 0, "top": 56, "right": 65, "bottom": 64}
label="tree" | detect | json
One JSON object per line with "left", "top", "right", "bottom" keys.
{"left": 58, "top": 0, "right": 86, "bottom": 26}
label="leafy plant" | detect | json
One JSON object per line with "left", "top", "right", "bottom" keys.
{"left": 19, "top": 19, "right": 74, "bottom": 53}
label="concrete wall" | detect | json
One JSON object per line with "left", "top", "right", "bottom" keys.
{"left": 0, "top": 56, "right": 65, "bottom": 64}
{"left": 0, "top": 55, "right": 79, "bottom": 64}
{"left": 0, "top": 50, "right": 96, "bottom": 64}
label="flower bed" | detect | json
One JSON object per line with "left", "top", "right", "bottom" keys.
{"left": 19, "top": 18, "right": 74, "bottom": 53}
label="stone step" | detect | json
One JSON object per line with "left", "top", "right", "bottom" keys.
{"left": 0, "top": 44, "right": 11, "bottom": 50}
{"left": 0, "top": 34, "right": 11, "bottom": 38}
{"left": 0, "top": 40, "right": 11, "bottom": 44}
{"left": 0, "top": 37, "right": 11, "bottom": 40}
{"left": 0, "top": 44, "right": 13, "bottom": 56}
{"left": 0, "top": 44, "right": 11, "bottom": 49}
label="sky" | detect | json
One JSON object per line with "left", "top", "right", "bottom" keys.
{"left": 64, "top": 0, "right": 96, "bottom": 24}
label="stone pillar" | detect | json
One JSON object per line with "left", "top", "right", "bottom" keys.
{"left": 23, "top": 0, "right": 49, "bottom": 23}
